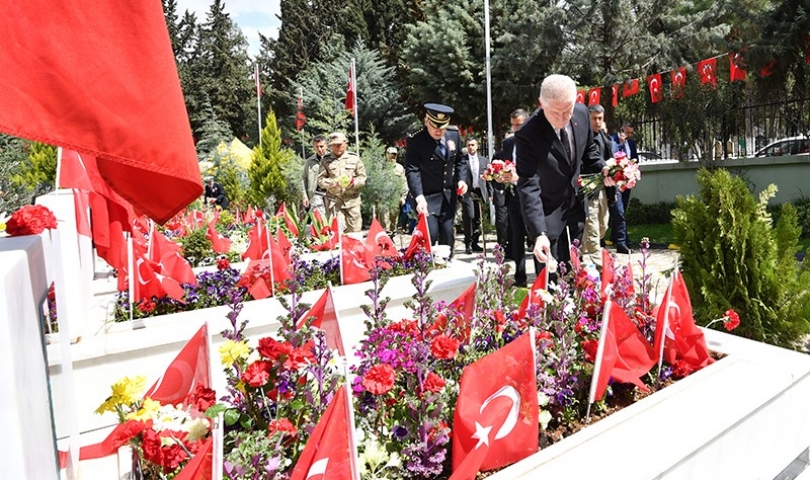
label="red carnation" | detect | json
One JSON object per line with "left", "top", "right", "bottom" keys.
{"left": 185, "top": 385, "right": 217, "bottom": 413}
{"left": 672, "top": 359, "right": 696, "bottom": 378}
{"left": 216, "top": 257, "right": 230, "bottom": 270}
{"left": 138, "top": 299, "right": 156, "bottom": 313}
{"left": 430, "top": 334, "right": 460, "bottom": 360}
{"left": 362, "top": 364, "right": 396, "bottom": 395}
{"left": 581, "top": 339, "right": 598, "bottom": 362}
{"left": 5, "top": 204, "right": 58, "bottom": 237}
{"left": 257, "top": 337, "right": 293, "bottom": 361}
{"left": 241, "top": 360, "right": 272, "bottom": 387}
{"left": 283, "top": 347, "right": 315, "bottom": 370}
{"left": 140, "top": 428, "right": 164, "bottom": 469}
{"left": 268, "top": 418, "right": 298, "bottom": 442}
{"left": 423, "top": 371, "right": 446, "bottom": 394}
{"left": 723, "top": 309, "right": 740, "bottom": 331}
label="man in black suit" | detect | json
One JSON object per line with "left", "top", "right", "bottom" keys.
{"left": 404, "top": 103, "right": 469, "bottom": 249}
{"left": 460, "top": 137, "right": 489, "bottom": 254}
{"left": 582, "top": 104, "right": 616, "bottom": 265}
{"left": 516, "top": 74, "right": 614, "bottom": 267}
{"left": 609, "top": 122, "right": 638, "bottom": 254}
{"left": 203, "top": 176, "right": 229, "bottom": 209}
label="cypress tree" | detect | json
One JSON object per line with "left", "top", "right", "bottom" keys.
{"left": 248, "top": 110, "right": 294, "bottom": 209}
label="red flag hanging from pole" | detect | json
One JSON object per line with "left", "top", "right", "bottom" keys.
{"left": 575, "top": 90, "right": 586, "bottom": 104}
{"left": 255, "top": 64, "right": 262, "bottom": 97}
{"left": 729, "top": 52, "right": 747, "bottom": 82}
{"left": 345, "top": 64, "right": 355, "bottom": 114}
{"left": 0, "top": 0, "right": 202, "bottom": 223}
{"left": 588, "top": 87, "right": 601, "bottom": 106}
{"left": 698, "top": 58, "right": 718, "bottom": 88}
{"left": 622, "top": 79, "right": 640, "bottom": 98}
{"left": 647, "top": 73, "right": 663, "bottom": 104}
{"left": 611, "top": 84, "right": 619, "bottom": 107}
{"left": 296, "top": 94, "right": 306, "bottom": 131}
{"left": 671, "top": 68, "right": 687, "bottom": 98}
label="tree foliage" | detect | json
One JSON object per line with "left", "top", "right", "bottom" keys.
{"left": 248, "top": 111, "right": 294, "bottom": 209}
{"left": 672, "top": 168, "right": 810, "bottom": 348}
{"left": 11, "top": 142, "right": 57, "bottom": 195}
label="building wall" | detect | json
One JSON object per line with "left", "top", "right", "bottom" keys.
{"left": 633, "top": 155, "right": 810, "bottom": 205}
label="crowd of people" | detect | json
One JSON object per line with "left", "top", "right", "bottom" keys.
{"left": 205, "top": 73, "right": 640, "bottom": 277}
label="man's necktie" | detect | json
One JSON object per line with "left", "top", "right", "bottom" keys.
{"left": 560, "top": 128, "right": 571, "bottom": 162}
{"left": 439, "top": 141, "right": 447, "bottom": 159}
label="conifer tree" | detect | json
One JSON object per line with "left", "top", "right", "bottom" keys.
{"left": 11, "top": 142, "right": 57, "bottom": 193}
{"left": 195, "top": 98, "right": 234, "bottom": 162}
{"left": 248, "top": 110, "right": 294, "bottom": 209}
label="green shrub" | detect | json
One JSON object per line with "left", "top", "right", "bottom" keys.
{"left": 672, "top": 168, "right": 810, "bottom": 348}
{"left": 626, "top": 199, "right": 677, "bottom": 225}
{"left": 769, "top": 197, "right": 810, "bottom": 239}
{"left": 177, "top": 227, "right": 214, "bottom": 268}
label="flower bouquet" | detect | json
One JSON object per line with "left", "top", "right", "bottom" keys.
{"left": 94, "top": 377, "right": 215, "bottom": 479}
{"left": 577, "top": 150, "right": 641, "bottom": 196}
{"left": 3, "top": 204, "right": 57, "bottom": 236}
{"left": 481, "top": 159, "right": 515, "bottom": 184}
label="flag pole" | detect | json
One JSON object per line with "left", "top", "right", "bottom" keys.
{"left": 300, "top": 86, "right": 306, "bottom": 160}
{"left": 127, "top": 233, "right": 135, "bottom": 322}
{"left": 255, "top": 63, "right": 262, "bottom": 149}
{"left": 352, "top": 58, "right": 360, "bottom": 156}
{"left": 55, "top": 147, "right": 64, "bottom": 190}
{"left": 484, "top": 0, "right": 494, "bottom": 167}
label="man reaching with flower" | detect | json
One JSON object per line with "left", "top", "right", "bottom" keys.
{"left": 318, "top": 132, "right": 367, "bottom": 232}
{"left": 516, "top": 74, "right": 616, "bottom": 269}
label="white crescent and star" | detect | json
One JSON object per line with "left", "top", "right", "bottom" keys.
{"left": 471, "top": 385, "right": 521, "bottom": 449}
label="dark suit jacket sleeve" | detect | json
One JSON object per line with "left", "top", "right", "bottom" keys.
{"left": 450, "top": 131, "right": 468, "bottom": 186}
{"left": 404, "top": 135, "right": 424, "bottom": 199}
{"left": 515, "top": 118, "right": 547, "bottom": 238}
{"left": 581, "top": 124, "right": 606, "bottom": 174}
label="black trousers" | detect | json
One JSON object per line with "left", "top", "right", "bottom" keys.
{"left": 460, "top": 188, "right": 483, "bottom": 246}
{"left": 426, "top": 197, "right": 456, "bottom": 248}
{"left": 491, "top": 186, "right": 509, "bottom": 247}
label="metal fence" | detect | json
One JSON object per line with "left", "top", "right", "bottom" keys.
{"left": 633, "top": 97, "right": 810, "bottom": 162}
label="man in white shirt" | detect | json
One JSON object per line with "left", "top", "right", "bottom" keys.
{"left": 460, "top": 138, "right": 489, "bottom": 254}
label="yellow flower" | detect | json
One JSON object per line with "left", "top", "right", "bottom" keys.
{"left": 95, "top": 375, "right": 147, "bottom": 414}
{"left": 125, "top": 397, "right": 161, "bottom": 422}
{"left": 219, "top": 340, "right": 250, "bottom": 367}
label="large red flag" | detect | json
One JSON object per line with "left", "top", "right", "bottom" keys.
{"left": 290, "top": 388, "right": 354, "bottom": 480}
{"left": 647, "top": 73, "right": 663, "bottom": 104}
{"left": 698, "top": 58, "right": 718, "bottom": 88}
{"left": 403, "top": 213, "right": 432, "bottom": 260}
{"left": 345, "top": 64, "right": 355, "bottom": 114}
{"left": 144, "top": 324, "right": 210, "bottom": 405}
{"left": 174, "top": 436, "right": 213, "bottom": 480}
{"left": 450, "top": 333, "right": 538, "bottom": 479}
{"left": 590, "top": 300, "right": 656, "bottom": 402}
{"left": 341, "top": 234, "right": 372, "bottom": 285}
{"left": 207, "top": 221, "right": 231, "bottom": 254}
{"left": 296, "top": 286, "right": 345, "bottom": 356}
{"left": 729, "top": 52, "right": 747, "bottom": 82}
{"left": 653, "top": 270, "right": 713, "bottom": 370}
{"left": 0, "top": 1, "right": 202, "bottom": 223}
{"left": 516, "top": 267, "right": 548, "bottom": 319}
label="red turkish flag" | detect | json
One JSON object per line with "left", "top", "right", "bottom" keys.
{"left": 365, "top": 218, "right": 398, "bottom": 267}
{"left": 90, "top": 192, "right": 130, "bottom": 271}
{"left": 403, "top": 213, "right": 432, "bottom": 260}
{"left": 670, "top": 67, "right": 687, "bottom": 98}
{"left": 345, "top": 64, "right": 355, "bottom": 114}
{"left": 296, "top": 286, "right": 345, "bottom": 356}
{"left": 0, "top": 0, "right": 202, "bottom": 223}
{"left": 589, "top": 300, "right": 656, "bottom": 402}
{"left": 611, "top": 84, "right": 619, "bottom": 107}
{"left": 430, "top": 282, "right": 477, "bottom": 342}
{"left": 647, "top": 73, "right": 663, "bottom": 104}
{"left": 242, "top": 219, "right": 270, "bottom": 261}
{"left": 277, "top": 228, "right": 293, "bottom": 263}
{"left": 145, "top": 324, "right": 210, "bottom": 406}
{"left": 72, "top": 189, "right": 92, "bottom": 238}
{"left": 290, "top": 388, "right": 354, "bottom": 480}
{"left": 207, "top": 220, "right": 231, "bottom": 254}
{"left": 622, "top": 79, "right": 640, "bottom": 98}
{"left": 698, "top": 58, "right": 717, "bottom": 88}
{"left": 276, "top": 202, "right": 299, "bottom": 237}
{"left": 601, "top": 248, "right": 615, "bottom": 297}
{"left": 575, "top": 90, "right": 586, "bottom": 104}
{"left": 296, "top": 95, "right": 306, "bottom": 131}
{"left": 653, "top": 269, "right": 713, "bottom": 370}
{"left": 158, "top": 251, "right": 197, "bottom": 286}
{"left": 267, "top": 233, "right": 292, "bottom": 285}
{"left": 341, "top": 234, "right": 372, "bottom": 285}
{"left": 174, "top": 436, "right": 213, "bottom": 480}
{"left": 516, "top": 267, "right": 548, "bottom": 319}
{"left": 450, "top": 333, "right": 538, "bottom": 479}
{"left": 588, "top": 87, "right": 601, "bottom": 106}
{"left": 124, "top": 251, "right": 186, "bottom": 302}
{"left": 729, "top": 52, "right": 747, "bottom": 82}
{"left": 149, "top": 227, "right": 182, "bottom": 261}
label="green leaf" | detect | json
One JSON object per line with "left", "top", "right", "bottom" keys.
{"left": 224, "top": 408, "right": 241, "bottom": 426}
{"left": 205, "top": 403, "right": 228, "bottom": 418}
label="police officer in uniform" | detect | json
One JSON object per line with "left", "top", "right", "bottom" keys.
{"left": 318, "top": 132, "right": 367, "bottom": 232}
{"left": 404, "top": 103, "right": 469, "bottom": 250}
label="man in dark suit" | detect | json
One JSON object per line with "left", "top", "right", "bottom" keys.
{"left": 609, "top": 122, "right": 637, "bottom": 253}
{"left": 405, "top": 103, "right": 469, "bottom": 249}
{"left": 516, "top": 74, "right": 613, "bottom": 267}
{"left": 203, "top": 176, "right": 229, "bottom": 209}
{"left": 460, "top": 137, "right": 489, "bottom": 254}
{"left": 583, "top": 104, "right": 616, "bottom": 265}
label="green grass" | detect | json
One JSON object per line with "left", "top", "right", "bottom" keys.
{"left": 610, "top": 223, "right": 810, "bottom": 253}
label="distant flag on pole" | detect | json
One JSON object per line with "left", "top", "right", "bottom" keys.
{"left": 345, "top": 63, "right": 355, "bottom": 114}
{"left": 254, "top": 64, "right": 262, "bottom": 97}
{"left": 296, "top": 92, "right": 306, "bottom": 131}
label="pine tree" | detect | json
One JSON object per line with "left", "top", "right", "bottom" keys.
{"left": 11, "top": 142, "right": 57, "bottom": 193}
{"left": 359, "top": 130, "right": 402, "bottom": 224}
{"left": 0, "top": 134, "right": 30, "bottom": 213}
{"left": 195, "top": 98, "right": 234, "bottom": 162}
{"left": 248, "top": 110, "right": 294, "bottom": 209}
